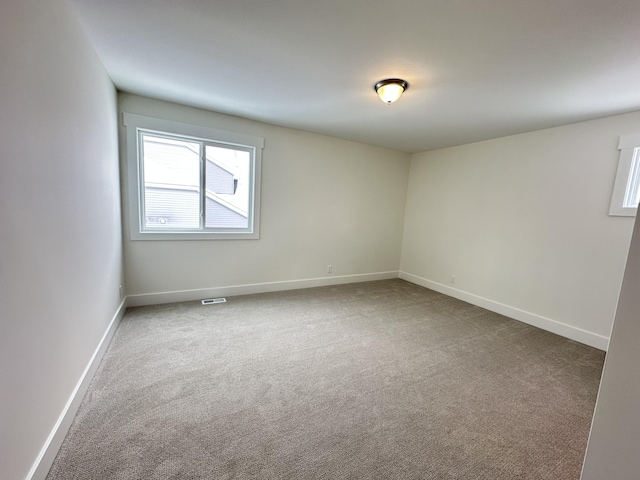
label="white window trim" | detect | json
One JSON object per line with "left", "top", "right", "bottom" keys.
{"left": 609, "top": 133, "right": 640, "bottom": 217}
{"left": 123, "top": 113, "right": 263, "bottom": 240}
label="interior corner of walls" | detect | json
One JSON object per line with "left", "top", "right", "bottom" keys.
{"left": 27, "top": 299, "right": 127, "bottom": 480}
{"left": 399, "top": 271, "right": 609, "bottom": 351}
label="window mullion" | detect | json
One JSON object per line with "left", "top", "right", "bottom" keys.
{"left": 137, "top": 129, "right": 147, "bottom": 232}
{"left": 200, "top": 141, "right": 205, "bottom": 230}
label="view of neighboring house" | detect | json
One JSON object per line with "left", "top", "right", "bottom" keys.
{"left": 142, "top": 134, "right": 249, "bottom": 229}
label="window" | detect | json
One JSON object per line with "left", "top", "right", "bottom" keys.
{"left": 610, "top": 134, "right": 640, "bottom": 217}
{"left": 124, "top": 113, "right": 263, "bottom": 239}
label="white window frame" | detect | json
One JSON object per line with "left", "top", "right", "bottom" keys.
{"left": 123, "top": 113, "right": 263, "bottom": 240}
{"left": 609, "top": 133, "right": 640, "bottom": 217}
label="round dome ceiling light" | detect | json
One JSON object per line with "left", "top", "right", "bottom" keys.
{"left": 374, "top": 78, "right": 408, "bottom": 104}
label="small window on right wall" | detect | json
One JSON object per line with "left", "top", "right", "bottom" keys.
{"left": 610, "top": 134, "right": 640, "bottom": 216}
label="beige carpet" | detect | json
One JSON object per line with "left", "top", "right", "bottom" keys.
{"left": 47, "top": 279, "right": 604, "bottom": 479}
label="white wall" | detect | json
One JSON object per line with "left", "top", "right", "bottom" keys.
{"left": 401, "top": 112, "right": 640, "bottom": 349}
{"left": 0, "top": 1, "right": 123, "bottom": 479}
{"left": 119, "top": 94, "right": 410, "bottom": 303}
{"left": 581, "top": 211, "right": 640, "bottom": 477}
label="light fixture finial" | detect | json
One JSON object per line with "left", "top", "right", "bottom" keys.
{"left": 374, "top": 78, "right": 408, "bottom": 104}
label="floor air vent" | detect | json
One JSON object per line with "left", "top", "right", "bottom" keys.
{"left": 202, "top": 298, "right": 227, "bottom": 305}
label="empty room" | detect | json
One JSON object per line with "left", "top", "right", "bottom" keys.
{"left": 3, "top": 0, "right": 640, "bottom": 479}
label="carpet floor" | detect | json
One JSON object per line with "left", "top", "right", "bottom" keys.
{"left": 47, "top": 279, "right": 605, "bottom": 479}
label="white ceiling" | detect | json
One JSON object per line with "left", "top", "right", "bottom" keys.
{"left": 68, "top": 0, "right": 640, "bottom": 153}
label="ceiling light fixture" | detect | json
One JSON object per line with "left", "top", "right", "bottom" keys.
{"left": 374, "top": 78, "right": 408, "bottom": 105}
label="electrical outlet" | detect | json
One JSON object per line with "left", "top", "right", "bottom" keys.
{"left": 119, "top": 285, "right": 123, "bottom": 298}
{"left": 327, "top": 265, "right": 333, "bottom": 274}
{"left": 450, "top": 275, "right": 456, "bottom": 284}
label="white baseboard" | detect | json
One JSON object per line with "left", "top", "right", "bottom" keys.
{"left": 27, "top": 298, "right": 127, "bottom": 480}
{"left": 126, "top": 271, "right": 400, "bottom": 307}
{"left": 400, "top": 271, "right": 609, "bottom": 351}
